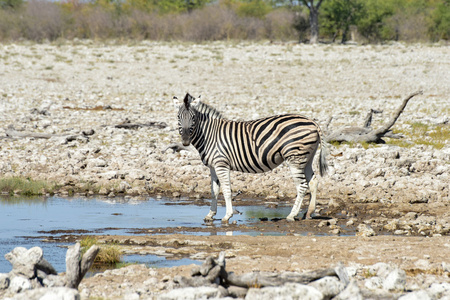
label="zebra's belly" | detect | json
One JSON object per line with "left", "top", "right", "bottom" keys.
{"left": 230, "top": 152, "right": 284, "bottom": 174}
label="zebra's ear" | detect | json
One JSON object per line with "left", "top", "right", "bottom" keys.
{"left": 191, "top": 95, "right": 201, "bottom": 107}
{"left": 173, "top": 96, "right": 180, "bottom": 111}
{"left": 183, "top": 93, "right": 195, "bottom": 109}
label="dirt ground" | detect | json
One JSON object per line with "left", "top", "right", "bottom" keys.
{"left": 76, "top": 197, "right": 450, "bottom": 297}
{"left": 76, "top": 232, "right": 450, "bottom": 299}
{"left": 96, "top": 234, "right": 450, "bottom": 275}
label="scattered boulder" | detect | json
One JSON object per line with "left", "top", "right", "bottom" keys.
{"left": 309, "top": 276, "right": 345, "bottom": 299}
{"left": 0, "top": 274, "right": 10, "bottom": 290}
{"left": 1, "top": 243, "right": 98, "bottom": 299}
{"left": 9, "top": 276, "right": 32, "bottom": 293}
{"left": 7, "top": 287, "right": 80, "bottom": 300}
{"left": 333, "top": 280, "right": 363, "bottom": 300}
{"left": 245, "top": 283, "right": 323, "bottom": 300}
{"left": 158, "top": 286, "right": 224, "bottom": 300}
{"left": 356, "top": 224, "right": 376, "bottom": 237}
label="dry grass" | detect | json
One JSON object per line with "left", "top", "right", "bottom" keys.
{"left": 80, "top": 236, "right": 122, "bottom": 266}
{"left": 0, "top": 2, "right": 299, "bottom": 42}
{"left": 0, "top": 176, "right": 55, "bottom": 196}
{"left": 388, "top": 122, "right": 450, "bottom": 150}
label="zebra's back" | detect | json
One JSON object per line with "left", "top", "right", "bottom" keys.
{"left": 213, "top": 114, "right": 321, "bottom": 173}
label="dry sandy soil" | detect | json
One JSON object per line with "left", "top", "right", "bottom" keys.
{"left": 0, "top": 40, "right": 449, "bottom": 298}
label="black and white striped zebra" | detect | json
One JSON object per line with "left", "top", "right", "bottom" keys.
{"left": 173, "top": 93, "right": 328, "bottom": 223}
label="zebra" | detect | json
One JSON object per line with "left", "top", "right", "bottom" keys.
{"left": 173, "top": 93, "right": 328, "bottom": 223}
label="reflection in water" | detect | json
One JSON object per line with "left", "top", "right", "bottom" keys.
{"left": 0, "top": 195, "right": 48, "bottom": 205}
{"left": 0, "top": 196, "right": 295, "bottom": 273}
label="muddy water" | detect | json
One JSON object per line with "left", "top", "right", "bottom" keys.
{"left": 0, "top": 196, "right": 300, "bottom": 273}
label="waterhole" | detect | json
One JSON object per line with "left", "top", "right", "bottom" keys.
{"left": 0, "top": 196, "right": 306, "bottom": 273}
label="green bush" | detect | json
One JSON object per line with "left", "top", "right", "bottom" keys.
{"left": 321, "top": 0, "right": 364, "bottom": 43}
{"left": 428, "top": 0, "right": 450, "bottom": 41}
{"left": 236, "top": 0, "right": 272, "bottom": 18}
{"left": 0, "top": 0, "right": 23, "bottom": 9}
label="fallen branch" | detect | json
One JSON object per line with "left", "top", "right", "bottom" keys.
{"left": 4, "top": 126, "right": 95, "bottom": 143}
{"left": 115, "top": 119, "right": 167, "bottom": 130}
{"left": 173, "top": 252, "right": 349, "bottom": 298}
{"left": 325, "top": 91, "right": 423, "bottom": 144}
{"left": 226, "top": 268, "right": 338, "bottom": 288}
{"left": 163, "top": 143, "right": 191, "bottom": 153}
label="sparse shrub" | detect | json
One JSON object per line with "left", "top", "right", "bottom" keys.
{"left": 235, "top": 0, "right": 272, "bottom": 19}
{"left": 293, "top": 10, "right": 310, "bottom": 42}
{"left": 383, "top": 2, "right": 429, "bottom": 42}
{"left": 0, "top": 0, "right": 447, "bottom": 42}
{"left": 0, "top": 176, "right": 55, "bottom": 196}
{"left": 0, "top": 9, "right": 21, "bottom": 40}
{"left": 264, "top": 9, "right": 297, "bottom": 41}
{"left": 179, "top": 5, "right": 238, "bottom": 41}
{"left": 80, "top": 236, "right": 122, "bottom": 266}
{"left": 21, "top": 0, "right": 66, "bottom": 41}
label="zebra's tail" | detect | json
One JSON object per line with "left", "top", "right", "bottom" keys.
{"left": 318, "top": 126, "right": 329, "bottom": 177}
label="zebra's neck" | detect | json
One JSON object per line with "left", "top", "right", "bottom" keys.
{"left": 190, "top": 102, "right": 223, "bottom": 166}
{"left": 194, "top": 102, "right": 224, "bottom": 120}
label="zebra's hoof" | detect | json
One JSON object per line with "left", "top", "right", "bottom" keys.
{"left": 204, "top": 216, "right": 214, "bottom": 222}
{"left": 222, "top": 215, "right": 232, "bottom": 223}
{"left": 305, "top": 212, "right": 316, "bottom": 219}
{"left": 286, "top": 216, "right": 296, "bottom": 222}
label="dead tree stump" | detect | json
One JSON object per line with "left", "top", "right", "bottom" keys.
{"left": 325, "top": 91, "right": 423, "bottom": 144}
{"left": 65, "top": 242, "right": 100, "bottom": 289}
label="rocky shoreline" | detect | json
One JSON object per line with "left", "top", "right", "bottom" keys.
{"left": 2, "top": 237, "right": 450, "bottom": 299}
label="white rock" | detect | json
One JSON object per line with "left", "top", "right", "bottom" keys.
{"left": 427, "top": 282, "right": 450, "bottom": 299}
{"left": 9, "top": 276, "right": 32, "bottom": 293}
{"left": 245, "top": 283, "right": 323, "bottom": 300}
{"left": 356, "top": 224, "right": 376, "bottom": 237}
{"left": 0, "top": 273, "right": 10, "bottom": 289}
{"left": 334, "top": 280, "right": 363, "bottom": 300}
{"left": 157, "top": 286, "right": 222, "bottom": 300}
{"left": 383, "top": 268, "right": 406, "bottom": 292}
{"left": 398, "top": 290, "right": 431, "bottom": 300}
{"left": 7, "top": 287, "right": 80, "bottom": 300}
{"left": 367, "top": 262, "right": 393, "bottom": 279}
{"left": 309, "top": 276, "right": 345, "bottom": 299}
{"left": 364, "top": 276, "right": 383, "bottom": 290}
{"left": 6, "top": 247, "right": 43, "bottom": 279}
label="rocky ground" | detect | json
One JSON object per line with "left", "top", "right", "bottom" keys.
{"left": 0, "top": 41, "right": 449, "bottom": 299}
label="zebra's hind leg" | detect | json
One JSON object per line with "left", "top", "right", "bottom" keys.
{"left": 214, "top": 166, "right": 233, "bottom": 223}
{"left": 286, "top": 157, "right": 309, "bottom": 222}
{"left": 306, "top": 174, "right": 318, "bottom": 219}
{"left": 205, "top": 167, "right": 220, "bottom": 222}
{"left": 304, "top": 159, "right": 318, "bottom": 219}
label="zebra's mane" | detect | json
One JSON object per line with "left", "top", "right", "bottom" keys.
{"left": 195, "top": 101, "right": 224, "bottom": 119}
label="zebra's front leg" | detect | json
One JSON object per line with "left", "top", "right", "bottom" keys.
{"left": 286, "top": 158, "right": 308, "bottom": 222}
{"left": 204, "top": 167, "right": 220, "bottom": 222}
{"left": 214, "top": 166, "right": 233, "bottom": 223}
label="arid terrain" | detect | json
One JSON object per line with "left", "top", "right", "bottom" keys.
{"left": 0, "top": 41, "right": 449, "bottom": 299}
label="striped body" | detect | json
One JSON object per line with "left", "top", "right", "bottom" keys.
{"left": 192, "top": 114, "right": 321, "bottom": 174}
{"left": 174, "top": 93, "right": 327, "bottom": 223}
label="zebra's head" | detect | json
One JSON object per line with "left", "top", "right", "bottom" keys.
{"left": 173, "top": 93, "right": 200, "bottom": 146}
